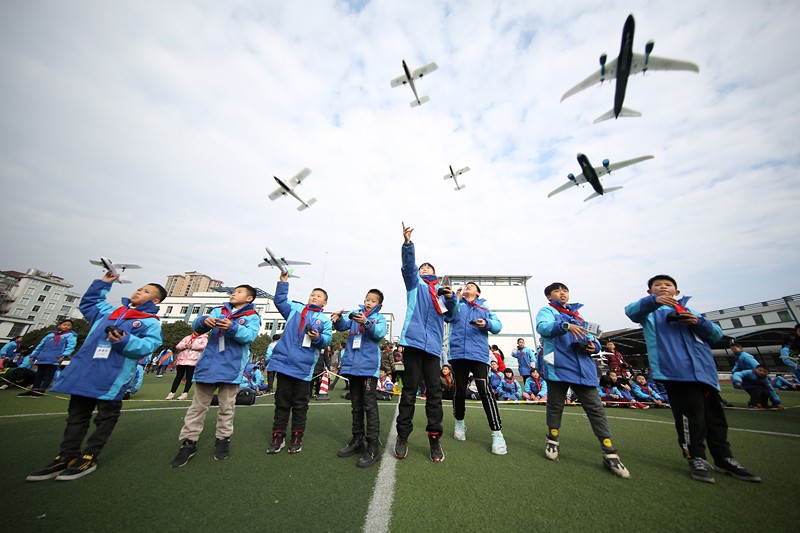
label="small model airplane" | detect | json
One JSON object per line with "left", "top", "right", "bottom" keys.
{"left": 268, "top": 168, "right": 317, "bottom": 211}
{"left": 560, "top": 14, "right": 699, "bottom": 123}
{"left": 390, "top": 59, "right": 438, "bottom": 107}
{"left": 548, "top": 153, "right": 654, "bottom": 202}
{"left": 257, "top": 246, "right": 310, "bottom": 278}
{"left": 443, "top": 165, "right": 470, "bottom": 191}
{"left": 89, "top": 257, "right": 141, "bottom": 283}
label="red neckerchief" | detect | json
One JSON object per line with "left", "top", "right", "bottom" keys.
{"left": 53, "top": 331, "right": 72, "bottom": 345}
{"left": 673, "top": 303, "right": 689, "bottom": 314}
{"left": 298, "top": 305, "right": 323, "bottom": 339}
{"left": 443, "top": 374, "right": 453, "bottom": 387}
{"left": 422, "top": 278, "right": 444, "bottom": 314}
{"left": 641, "top": 385, "right": 652, "bottom": 395}
{"left": 465, "top": 298, "right": 488, "bottom": 311}
{"left": 109, "top": 307, "right": 160, "bottom": 321}
{"left": 533, "top": 376, "right": 542, "bottom": 389}
{"left": 549, "top": 302, "right": 582, "bottom": 320}
{"left": 350, "top": 307, "right": 377, "bottom": 336}
{"left": 218, "top": 306, "right": 257, "bottom": 338}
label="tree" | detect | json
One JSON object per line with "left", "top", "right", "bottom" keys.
{"left": 250, "top": 333, "right": 272, "bottom": 359}
{"left": 159, "top": 321, "right": 195, "bottom": 351}
{"left": 331, "top": 330, "right": 348, "bottom": 352}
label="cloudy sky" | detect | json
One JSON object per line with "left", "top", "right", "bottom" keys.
{"left": 1, "top": 0, "right": 798, "bottom": 332}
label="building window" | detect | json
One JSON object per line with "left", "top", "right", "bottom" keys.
{"left": 61, "top": 305, "right": 70, "bottom": 313}
{"left": 13, "top": 308, "right": 23, "bottom": 316}
{"left": 265, "top": 321, "right": 274, "bottom": 330}
{"left": 27, "top": 316, "right": 35, "bottom": 321}
{"left": 192, "top": 305, "right": 201, "bottom": 314}
{"left": 180, "top": 306, "right": 189, "bottom": 314}
{"left": 43, "top": 312, "right": 51, "bottom": 321}
{"left": 25, "top": 287, "right": 36, "bottom": 294}
{"left": 778, "top": 310, "right": 792, "bottom": 322}
{"left": 753, "top": 314, "right": 766, "bottom": 326}
{"left": 65, "top": 295, "right": 77, "bottom": 303}
{"left": 165, "top": 306, "right": 173, "bottom": 314}
{"left": 32, "top": 305, "right": 41, "bottom": 312}
{"left": 277, "top": 321, "right": 286, "bottom": 331}
{"left": 9, "top": 324, "right": 26, "bottom": 337}
{"left": 20, "top": 297, "right": 30, "bottom": 306}
{"left": 46, "top": 302, "right": 55, "bottom": 310}
{"left": 731, "top": 318, "right": 742, "bottom": 328}
{"left": 43, "top": 285, "right": 52, "bottom": 292}
{"left": 37, "top": 295, "right": 46, "bottom": 302}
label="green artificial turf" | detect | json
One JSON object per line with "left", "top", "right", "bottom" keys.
{"left": 2, "top": 375, "right": 798, "bottom": 532}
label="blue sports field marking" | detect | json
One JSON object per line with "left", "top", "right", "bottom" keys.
{"left": 464, "top": 404, "right": 800, "bottom": 438}
{"left": 363, "top": 403, "right": 400, "bottom": 533}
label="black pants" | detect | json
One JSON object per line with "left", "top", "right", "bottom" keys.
{"left": 662, "top": 381, "right": 732, "bottom": 461}
{"left": 272, "top": 373, "right": 311, "bottom": 432}
{"left": 60, "top": 394, "right": 123, "bottom": 458}
{"left": 745, "top": 387, "right": 775, "bottom": 408}
{"left": 266, "top": 371, "right": 276, "bottom": 392}
{"left": 546, "top": 381, "right": 612, "bottom": 445}
{"left": 33, "top": 364, "right": 58, "bottom": 391}
{"left": 396, "top": 346, "right": 443, "bottom": 438}
{"left": 450, "top": 359, "right": 502, "bottom": 431}
{"left": 170, "top": 365, "right": 196, "bottom": 394}
{"left": 346, "top": 375, "right": 380, "bottom": 440}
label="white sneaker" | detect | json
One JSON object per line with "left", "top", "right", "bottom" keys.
{"left": 453, "top": 419, "right": 466, "bottom": 441}
{"left": 0, "top": 384, "right": 9, "bottom": 390}
{"left": 165, "top": 392, "right": 175, "bottom": 400}
{"left": 177, "top": 392, "right": 189, "bottom": 400}
{"left": 603, "top": 453, "right": 631, "bottom": 479}
{"left": 491, "top": 431, "right": 507, "bottom": 455}
{"left": 545, "top": 438, "right": 560, "bottom": 461}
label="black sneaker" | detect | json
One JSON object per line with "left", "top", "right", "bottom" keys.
{"left": 357, "top": 439, "right": 381, "bottom": 468}
{"left": 26, "top": 455, "right": 72, "bottom": 481}
{"left": 170, "top": 439, "right": 197, "bottom": 468}
{"left": 337, "top": 433, "right": 365, "bottom": 458}
{"left": 214, "top": 437, "right": 230, "bottom": 461}
{"left": 715, "top": 457, "right": 761, "bottom": 482}
{"left": 18, "top": 390, "right": 34, "bottom": 397}
{"left": 395, "top": 438, "right": 408, "bottom": 459}
{"left": 56, "top": 454, "right": 97, "bottom": 481}
{"left": 288, "top": 430, "right": 304, "bottom": 454}
{"left": 688, "top": 457, "right": 715, "bottom": 483}
{"left": 267, "top": 431, "right": 285, "bottom": 454}
{"left": 428, "top": 432, "right": 445, "bottom": 463}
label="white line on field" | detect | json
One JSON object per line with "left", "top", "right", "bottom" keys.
{"left": 362, "top": 402, "right": 400, "bottom": 533}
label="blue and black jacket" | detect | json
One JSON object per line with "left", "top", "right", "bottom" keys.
{"left": 448, "top": 297, "right": 501, "bottom": 364}
{"left": 193, "top": 302, "right": 261, "bottom": 384}
{"left": 335, "top": 304, "right": 387, "bottom": 378}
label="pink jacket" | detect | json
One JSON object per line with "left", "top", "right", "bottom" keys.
{"left": 174, "top": 333, "right": 208, "bottom": 366}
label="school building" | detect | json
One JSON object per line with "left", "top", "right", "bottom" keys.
{"left": 439, "top": 274, "right": 537, "bottom": 367}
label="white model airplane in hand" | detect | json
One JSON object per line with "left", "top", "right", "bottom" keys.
{"left": 548, "top": 153, "right": 654, "bottom": 202}
{"left": 257, "top": 246, "right": 310, "bottom": 278}
{"left": 89, "top": 257, "right": 142, "bottom": 283}
{"left": 268, "top": 168, "right": 316, "bottom": 211}
{"left": 443, "top": 165, "right": 470, "bottom": 191}
{"left": 390, "top": 59, "right": 438, "bottom": 107}
{"left": 561, "top": 14, "right": 699, "bottom": 123}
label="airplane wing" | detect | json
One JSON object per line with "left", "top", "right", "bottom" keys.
{"left": 630, "top": 54, "right": 699, "bottom": 75}
{"left": 268, "top": 187, "right": 286, "bottom": 201}
{"left": 560, "top": 57, "right": 619, "bottom": 101}
{"left": 114, "top": 263, "right": 141, "bottom": 270}
{"left": 390, "top": 74, "right": 409, "bottom": 87}
{"left": 282, "top": 259, "right": 311, "bottom": 266}
{"left": 411, "top": 62, "right": 438, "bottom": 80}
{"left": 89, "top": 260, "right": 103, "bottom": 266}
{"left": 455, "top": 166, "right": 470, "bottom": 176}
{"left": 258, "top": 259, "right": 277, "bottom": 268}
{"left": 547, "top": 180, "right": 578, "bottom": 198}
{"left": 288, "top": 168, "right": 312, "bottom": 188}
{"left": 594, "top": 155, "right": 654, "bottom": 177}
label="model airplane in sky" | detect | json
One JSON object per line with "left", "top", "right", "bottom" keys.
{"left": 268, "top": 168, "right": 317, "bottom": 211}
{"left": 89, "top": 257, "right": 141, "bottom": 283}
{"left": 443, "top": 165, "right": 470, "bottom": 191}
{"left": 548, "top": 153, "right": 654, "bottom": 202}
{"left": 257, "top": 246, "right": 310, "bottom": 278}
{"left": 560, "top": 14, "right": 699, "bottom": 123}
{"left": 390, "top": 59, "right": 438, "bottom": 107}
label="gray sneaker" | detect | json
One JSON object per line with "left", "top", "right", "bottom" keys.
{"left": 714, "top": 457, "right": 761, "bottom": 482}
{"left": 214, "top": 437, "right": 230, "bottom": 461}
{"left": 395, "top": 438, "right": 408, "bottom": 459}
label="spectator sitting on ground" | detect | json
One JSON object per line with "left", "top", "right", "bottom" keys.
{"left": 488, "top": 360, "right": 503, "bottom": 396}
{"left": 440, "top": 364, "right": 455, "bottom": 401}
{"left": 771, "top": 373, "right": 800, "bottom": 391}
{"left": 606, "top": 371, "right": 635, "bottom": 402}
{"left": 732, "top": 366, "right": 784, "bottom": 410}
{"left": 631, "top": 374, "right": 667, "bottom": 407}
{"left": 599, "top": 375, "right": 648, "bottom": 409}
{"left": 496, "top": 368, "right": 521, "bottom": 402}
{"left": 240, "top": 362, "right": 268, "bottom": 395}
{"left": 377, "top": 367, "right": 394, "bottom": 401}
{"left": 523, "top": 368, "right": 547, "bottom": 403}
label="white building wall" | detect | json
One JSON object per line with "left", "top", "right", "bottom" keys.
{"left": 3, "top": 270, "right": 80, "bottom": 332}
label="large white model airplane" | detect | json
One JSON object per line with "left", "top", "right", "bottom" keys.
{"left": 89, "top": 257, "right": 141, "bottom": 284}
{"left": 548, "top": 153, "right": 654, "bottom": 202}
{"left": 268, "top": 168, "right": 317, "bottom": 211}
{"left": 257, "top": 246, "right": 310, "bottom": 278}
{"left": 561, "top": 14, "right": 699, "bottom": 123}
{"left": 390, "top": 59, "right": 438, "bottom": 107}
{"left": 443, "top": 165, "right": 470, "bottom": 191}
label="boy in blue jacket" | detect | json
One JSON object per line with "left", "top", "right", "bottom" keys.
{"left": 511, "top": 338, "right": 535, "bottom": 388}
{"left": 448, "top": 282, "right": 506, "bottom": 455}
{"left": 625, "top": 274, "right": 760, "bottom": 483}
{"left": 496, "top": 368, "right": 522, "bottom": 401}
{"left": 170, "top": 285, "right": 261, "bottom": 467}
{"left": 26, "top": 272, "right": 164, "bottom": 481}
{"left": 332, "top": 289, "right": 388, "bottom": 468}
{"left": 0, "top": 335, "right": 23, "bottom": 362}
{"left": 537, "top": 282, "right": 630, "bottom": 479}
{"left": 20, "top": 319, "right": 78, "bottom": 397}
{"left": 731, "top": 366, "right": 784, "bottom": 409}
{"left": 395, "top": 223, "right": 458, "bottom": 463}
{"left": 266, "top": 271, "right": 332, "bottom": 454}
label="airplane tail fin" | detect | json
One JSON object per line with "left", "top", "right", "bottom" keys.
{"left": 455, "top": 184, "right": 466, "bottom": 191}
{"left": 410, "top": 96, "right": 430, "bottom": 107}
{"left": 297, "top": 198, "right": 317, "bottom": 211}
{"left": 593, "top": 106, "right": 641, "bottom": 124}
{"left": 584, "top": 186, "right": 623, "bottom": 202}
